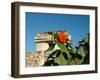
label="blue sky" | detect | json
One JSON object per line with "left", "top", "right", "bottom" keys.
{"left": 26, "top": 12, "right": 89, "bottom": 52}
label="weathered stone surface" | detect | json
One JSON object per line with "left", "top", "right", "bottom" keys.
{"left": 26, "top": 51, "right": 48, "bottom": 67}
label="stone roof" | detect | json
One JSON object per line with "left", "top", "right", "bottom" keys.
{"left": 35, "top": 32, "right": 54, "bottom": 43}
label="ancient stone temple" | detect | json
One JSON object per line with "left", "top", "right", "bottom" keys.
{"left": 35, "top": 32, "right": 54, "bottom": 51}
{"left": 26, "top": 32, "right": 54, "bottom": 67}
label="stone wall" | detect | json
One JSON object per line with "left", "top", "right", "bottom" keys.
{"left": 25, "top": 51, "right": 48, "bottom": 67}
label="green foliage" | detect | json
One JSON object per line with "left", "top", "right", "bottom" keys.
{"left": 43, "top": 33, "right": 89, "bottom": 66}
{"left": 44, "top": 44, "right": 55, "bottom": 53}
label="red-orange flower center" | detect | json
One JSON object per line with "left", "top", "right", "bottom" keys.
{"left": 57, "top": 32, "right": 67, "bottom": 44}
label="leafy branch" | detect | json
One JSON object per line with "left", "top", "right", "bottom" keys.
{"left": 43, "top": 32, "right": 89, "bottom": 66}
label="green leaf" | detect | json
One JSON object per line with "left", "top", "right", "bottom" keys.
{"left": 53, "top": 32, "right": 57, "bottom": 40}
{"left": 56, "top": 40, "right": 68, "bottom": 53}
{"left": 78, "top": 45, "right": 86, "bottom": 57}
{"left": 75, "top": 34, "right": 89, "bottom": 64}
{"left": 68, "top": 59, "right": 75, "bottom": 65}
{"left": 43, "top": 60, "right": 54, "bottom": 66}
{"left": 56, "top": 52, "right": 68, "bottom": 65}
{"left": 83, "top": 34, "right": 89, "bottom": 43}
{"left": 44, "top": 44, "right": 55, "bottom": 53}
{"left": 62, "top": 52, "right": 68, "bottom": 60}
{"left": 47, "top": 50, "right": 61, "bottom": 59}
{"left": 81, "top": 53, "right": 89, "bottom": 64}
{"left": 52, "top": 63, "right": 59, "bottom": 66}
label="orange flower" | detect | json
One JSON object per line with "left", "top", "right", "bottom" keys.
{"left": 57, "top": 32, "right": 67, "bottom": 44}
